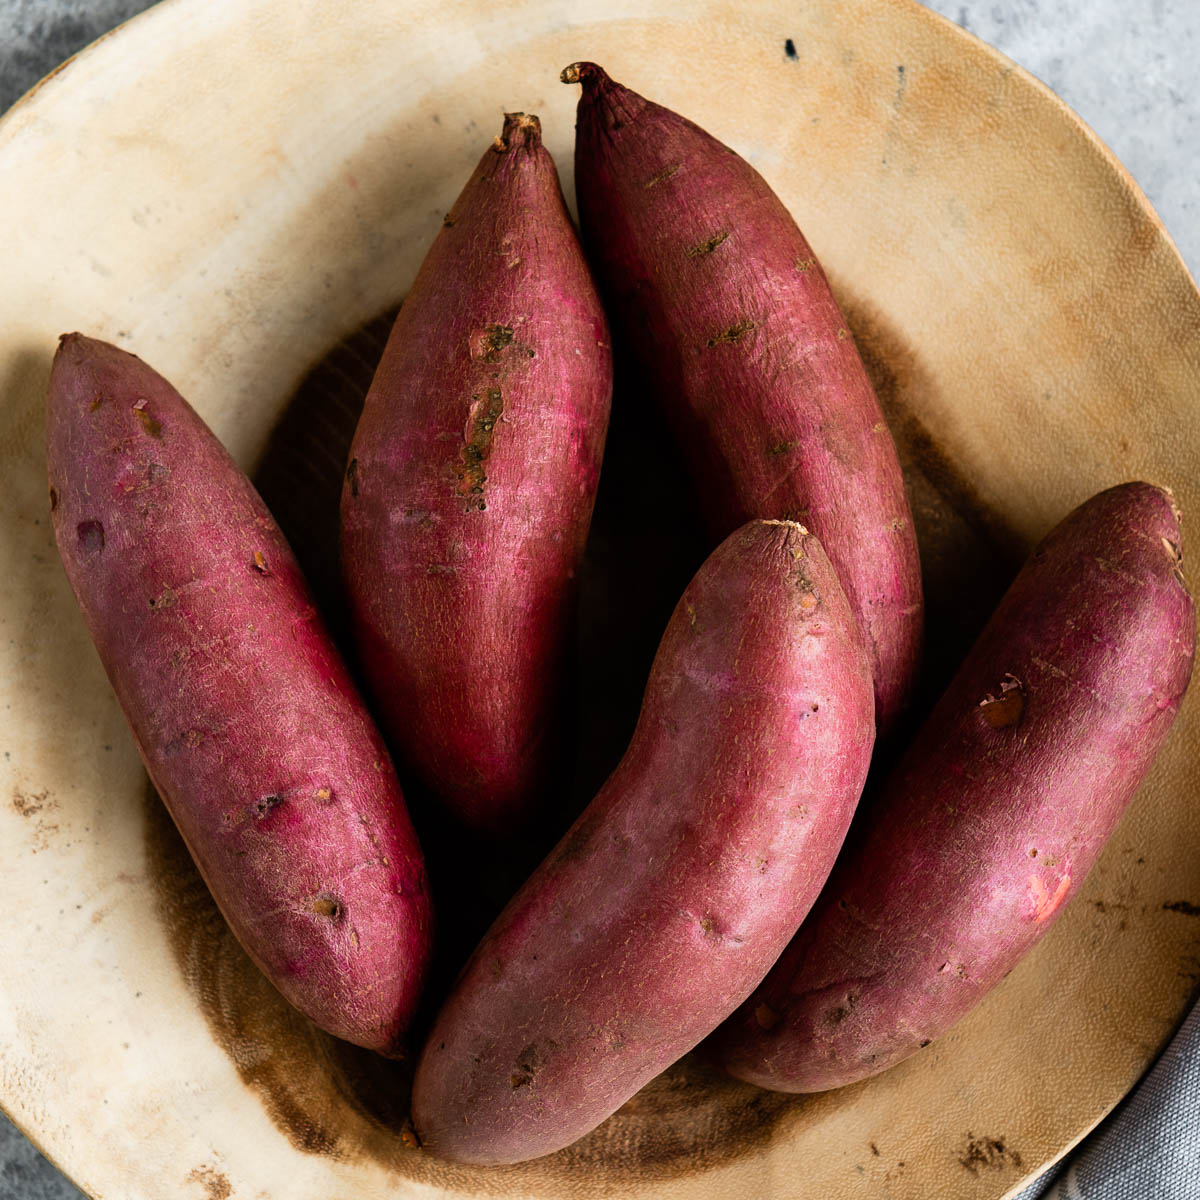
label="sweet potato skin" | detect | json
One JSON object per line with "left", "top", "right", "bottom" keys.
{"left": 565, "top": 62, "right": 921, "bottom": 734}
{"left": 47, "top": 334, "right": 432, "bottom": 1054}
{"left": 713, "top": 482, "right": 1195, "bottom": 1092}
{"left": 411, "top": 520, "right": 875, "bottom": 1164}
{"left": 340, "top": 114, "right": 612, "bottom": 835}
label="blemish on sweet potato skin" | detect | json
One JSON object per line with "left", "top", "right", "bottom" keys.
{"left": 134, "top": 406, "right": 162, "bottom": 438}
{"left": 1028, "top": 872, "right": 1072, "bottom": 922}
{"left": 470, "top": 324, "right": 516, "bottom": 361}
{"left": 253, "top": 793, "right": 284, "bottom": 819}
{"left": 46, "top": 333, "right": 432, "bottom": 1054}
{"left": 644, "top": 162, "right": 682, "bottom": 188}
{"left": 688, "top": 231, "right": 729, "bottom": 258}
{"left": 455, "top": 389, "right": 504, "bottom": 506}
{"left": 714, "top": 483, "right": 1194, "bottom": 1093}
{"left": 76, "top": 519, "right": 104, "bottom": 553}
{"left": 979, "top": 674, "right": 1025, "bottom": 728}
{"left": 705, "top": 319, "right": 758, "bottom": 348}
{"left": 309, "top": 894, "right": 345, "bottom": 920}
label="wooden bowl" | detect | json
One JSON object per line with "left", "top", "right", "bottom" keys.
{"left": 2, "top": 1, "right": 1198, "bottom": 1197}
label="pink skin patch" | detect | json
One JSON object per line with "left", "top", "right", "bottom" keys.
{"left": 1028, "top": 872, "right": 1072, "bottom": 922}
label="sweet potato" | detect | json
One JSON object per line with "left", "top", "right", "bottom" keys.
{"left": 411, "top": 519, "right": 875, "bottom": 1164}
{"left": 712, "top": 482, "right": 1195, "bottom": 1092}
{"left": 563, "top": 62, "right": 922, "bottom": 734}
{"left": 340, "top": 113, "right": 611, "bottom": 836}
{"left": 46, "top": 334, "right": 432, "bottom": 1054}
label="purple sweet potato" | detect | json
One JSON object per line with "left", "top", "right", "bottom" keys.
{"left": 47, "top": 334, "right": 432, "bottom": 1054}
{"left": 411, "top": 519, "right": 875, "bottom": 1164}
{"left": 563, "top": 62, "right": 922, "bottom": 734}
{"left": 712, "top": 482, "right": 1195, "bottom": 1092}
{"left": 340, "top": 113, "right": 611, "bottom": 836}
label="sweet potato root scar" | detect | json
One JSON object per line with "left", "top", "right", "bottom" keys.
{"left": 494, "top": 113, "right": 540, "bottom": 153}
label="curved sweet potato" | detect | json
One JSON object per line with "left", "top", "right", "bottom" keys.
{"left": 411, "top": 519, "right": 875, "bottom": 1164}
{"left": 564, "top": 62, "right": 922, "bottom": 734}
{"left": 712, "top": 482, "right": 1194, "bottom": 1091}
{"left": 47, "top": 334, "right": 432, "bottom": 1054}
{"left": 340, "top": 113, "right": 612, "bottom": 836}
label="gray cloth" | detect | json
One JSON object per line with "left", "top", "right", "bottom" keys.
{"left": 1015, "top": 996, "right": 1200, "bottom": 1199}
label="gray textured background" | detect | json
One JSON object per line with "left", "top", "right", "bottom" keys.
{"left": 1, "top": 1, "right": 1197, "bottom": 1196}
